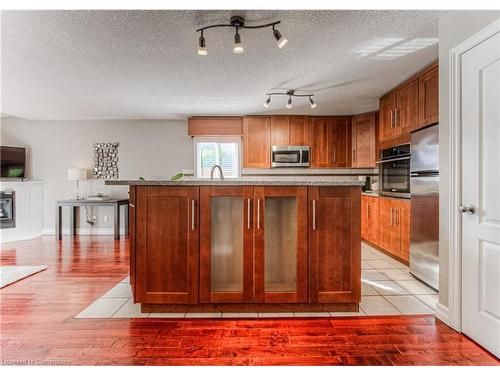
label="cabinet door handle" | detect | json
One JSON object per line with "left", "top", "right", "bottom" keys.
{"left": 247, "top": 198, "right": 251, "bottom": 229}
{"left": 129, "top": 203, "right": 135, "bottom": 208}
{"left": 367, "top": 203, "right": 370, "bottom": 218}
{"left": 312, "top": 200, "right": 317, "bottom": 231}
{"left": 191, "top": 199, "right": 196, "bottom": 230}
{"left": 390, "top": 110, "right": 393, "bottom": 128}
{"left": 395, "top": 109, "right": 399, "bottom": 127}
{"left": 390, "top": 207, "right": 394, "bottom": 226}
{"left": 353, "top": 149, "right": 356, "bottom": 163}
{"left": 396, "top": 208, "right": 399, "bottom": 225}
{"left": 257, "top": 199, "right": 261, "bottom": 230}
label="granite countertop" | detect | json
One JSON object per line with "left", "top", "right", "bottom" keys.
{"left": 105, "top": 179, "right": 365, "bottom": 187}
{"left": 361, "top": 191, "right": 380, "bottom": 196}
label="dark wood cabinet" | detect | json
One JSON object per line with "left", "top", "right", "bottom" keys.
{"left": 135, "top": 186, "right": 199, "bottom": 304}
{"left": 199, "top": 186, "right": 254, "bottom": 303}
{"left": 379, "top": 92, "right": 398, "bottom": 141}
{"left": 309, "top": 117, "right": 332, "bottom": 168}
{"left": 243, "top": 116, "right": 271, "bottom": 168}
{"left": 377, "top": 196, "right": 410, "bottom": 263}
{"left": 418, "top": 66, "right": 439, "bottom": 128}
{"left": 254, "top": 186, "right": 308, "bottom": 303}
{"left": 289, "top": 116, "right": 309, "bottom": 145}
{"left": 129, "top": 186, "right": 137, "bottom": 301}
{"left": 352, "top": 113, "right": 377, "bottom": 168}
{"left": 361, "top": 195, "right": 379, "bottom": 245}
{"left": 308, "top": 187, "right": 361, "bottom": 303}
{"left": 331, "top": 117, "right": 351, "bottom": 167}
{"left": 396, "top": 80, "right": 419, "bottom": 134}
{"left": 270, "top": 115, "right": 309, "bottom": 146}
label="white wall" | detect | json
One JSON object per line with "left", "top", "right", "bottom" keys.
{"left": 438, "top": 11, "right": 500, "bottom": 309}
{"left": 0, "top": 117, "right": 193, "bottom": 233}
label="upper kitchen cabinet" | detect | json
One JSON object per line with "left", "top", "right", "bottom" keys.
{"left": 379, "top": 91, "right": 398, "bottom": 141}
{"left": 309, "top": 117, "right": 333, "bottom": 168}
{"left": 352, "top": 112, "right": 377, "bottom": 168}
{"left": 243, "top": 116, "right": 271, "bottom": 168}
{"left": 270, "top": 115, "right": 309, "bottom": 146}
{"left": 379, "top": 80, "right": 418, "bottom": 142}
{"left": 331, "top": 117, "right": 351, "bottom": 168}
{"left": 396, "top": 79, "right": 418, "bottom": 134}
{"left": 418, "top": 65, "right": 439, "bottom": 128}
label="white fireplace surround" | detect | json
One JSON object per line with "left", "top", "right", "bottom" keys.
{"left": 0, "top": 181, "right": 44, "bottom": 243}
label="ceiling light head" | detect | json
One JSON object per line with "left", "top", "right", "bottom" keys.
{"left": 273, "top": 29, "right": 288, "bottom": 49}
{"left": 197, "top": 34, "right": 207, "bottom": 56}
{"left": 286, "top": 96, "right": 293, "bottom": 109}
{"left": 263, "top": 95, "right": 271, "bottom": 108}
{"left": 309, "top": 96, "right": 317, "bottom": 109}
{"left": 233, "top": 31, "right": 244, "bottom": 54}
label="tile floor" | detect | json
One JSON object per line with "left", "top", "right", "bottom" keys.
{"left": 76, "top": 242, "right": 438, "bottom": 319}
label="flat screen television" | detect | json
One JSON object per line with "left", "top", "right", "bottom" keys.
{"left": 1, "top": 146, "right": 26, "bottom": 178}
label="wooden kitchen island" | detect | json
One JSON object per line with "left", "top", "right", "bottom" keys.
{"left": 106, "top": 179, "right": 363, "bottom": 313}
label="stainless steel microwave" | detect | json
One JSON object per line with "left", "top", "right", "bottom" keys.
{"left": 377, "top": 143, "right": 411, "bottom": 199}
{"left": 271, "top": 145, "right": 310, "bottom": 168}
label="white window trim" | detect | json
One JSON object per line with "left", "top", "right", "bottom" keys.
{"left": 193, "top": 136, "right": 242, "bottom": 179}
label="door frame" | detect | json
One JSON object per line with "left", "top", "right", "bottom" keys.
{"left": 438, "top": 18, "right": 500, "bottom": 331}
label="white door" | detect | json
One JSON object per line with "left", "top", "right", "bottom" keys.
{"left": 461, "top": 31, "right": 500, "bottom": 358}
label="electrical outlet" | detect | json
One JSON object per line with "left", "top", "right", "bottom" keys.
{"left": 92, "top": 215, "right": 97, "bottom": 221}
{"left": 103, "top": 215, "right": 109, "bottom": 223}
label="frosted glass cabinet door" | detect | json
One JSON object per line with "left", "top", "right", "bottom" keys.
{"left": 254, "top": 187, "right": 308, "bottom": 303}
{"left": 264, "top": 197, "right": 297, "bottom": 292}
{"left": 211, "top": 197, "right": 243, "bottom": 292}
{"left": 199, "top": 186, "right": 254, "bottom": 303}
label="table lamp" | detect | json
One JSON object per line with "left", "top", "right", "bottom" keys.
{"left": 67, "top": 168, "right": 87, "bottom": 200}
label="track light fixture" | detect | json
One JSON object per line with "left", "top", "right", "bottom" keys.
{"left": 196, "top": 16, "right": 287, "bottom": 55}
{"left": 263, "top": 90, "right": 318, "bottom": 109}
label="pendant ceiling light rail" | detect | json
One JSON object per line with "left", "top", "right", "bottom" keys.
{"left": 263, "top": 90, "right": 317, "bottom": 109}
{"left": 197, "top": 16, "right": 287, "bottom": 56}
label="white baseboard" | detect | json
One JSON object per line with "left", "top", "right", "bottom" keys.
{"left": 435, "top": 302, "right": 451, "bottom": 326}
{"left": 42, "top": 228, "right": 126, "bottom": 235}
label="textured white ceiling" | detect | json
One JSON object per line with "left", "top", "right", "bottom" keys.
{"left": 1, "top": 10, "right": 443, "bottom": 120}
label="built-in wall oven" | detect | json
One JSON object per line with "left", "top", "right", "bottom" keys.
{"left": 377, "top": 144, "right": 411, "bottom": 199}
{"left": 271, "top": 145, "right": 310, "bottom": 168}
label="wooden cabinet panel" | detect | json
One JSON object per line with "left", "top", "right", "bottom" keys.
{"left": 309, "top": 117, "right": 332, "bottom": 168}
{"left": 379, "top": 92, "right": 397, "bottom": 141}
{"left": 199, "top": 186, "right": 254, "bottom": 303}
{"left": 396, "top": 80, "right": 418, "bottom": 134}
{"left": 270, "top": 116, "right": 290, "bottom": 146}
{"left": 309, "top": 187, "right": 361, "bottom": 303}
{"left": 418, "top": 66, "right": 439, "bottom": 128}
{"left": 135, "top": 186, "right": 199, "bottom": 304}
{"left": 352, "top": 113, "right": 377, "bottom": 168}
{"left": 129, "top": 186, "right": 137, "bottom": 301}
{"left": 331, "top": 118, "right": 351, "bottom": 167}
{"left": 399, "top": 199, "right": 411, "bottom": 262}
{"left": 243, "top": 116, "right": 271, "bottom": 168}
{"left": 289, "top": 116, "right": 309, "bottom": 145}
{"left": 254, "top": 186, "right": 308, "bottom": 303}
{"left": 188, "top": 117, "right": 242, "bottom": 136}
{"left": 378, "top": 197, "right": 400, "bottom": 257}
{"left": 361, "top": 195, "right": 379, "bottom": 245}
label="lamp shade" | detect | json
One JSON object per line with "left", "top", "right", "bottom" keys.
{"left": 67, "top": 168, "right": 87, "bottom": 181}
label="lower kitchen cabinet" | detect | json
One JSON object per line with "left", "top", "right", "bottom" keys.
{"left": 254, "top": 186, "right": 308, "bottom": 303}
{"left": 199, "top": 186, "right": 254, "bottom": 303}
{"left": 135, "top": 186, "right": 199, "bottom": 304}
{"left": 374, "top": 196, "right": 410, "bottom": 263}
{"left": 308, "top": 187, "right": 361, "bottom": 303}
{"left": 361, "top": 195, "right": 379, "bottom": 245}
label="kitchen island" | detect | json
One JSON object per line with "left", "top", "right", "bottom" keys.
{"left": 106, "top": 179, "right": 363, "bottom": 313}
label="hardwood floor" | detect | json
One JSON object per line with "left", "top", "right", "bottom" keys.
{"left": 1, "top": 236, "right": 498, "bottom": 366}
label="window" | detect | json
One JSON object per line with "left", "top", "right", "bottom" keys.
{"left": 195, "top": 138, "right": 240, "bottom": 179}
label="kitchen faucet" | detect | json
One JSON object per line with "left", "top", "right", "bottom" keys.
{"left": 210, "top": 165, "right": 224, "bottom": 180}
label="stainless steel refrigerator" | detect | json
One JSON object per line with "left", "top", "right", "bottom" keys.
{"left": 410, "top": 124, "right": 439, "bottom": 290}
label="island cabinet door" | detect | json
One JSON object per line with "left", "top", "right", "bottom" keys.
{"left": 199, "top": 186, "right": 254, "bottom": 303}
{"left": 253, "top": 187, "right": 308, "bottom": 303}
{"left": 308, "top": 187, "right": 361, "bottom": 304}
{"left": 135, "top": 186, "right": 199, "bottom": 304}
{"left": 129, "top": 186, "right": 137, "bottom": 301}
